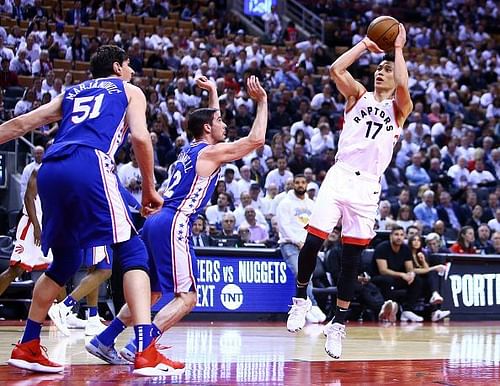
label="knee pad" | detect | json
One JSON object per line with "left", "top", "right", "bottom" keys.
{"left": 46, "top": 247, "right": 83, "bottom": 287}
{"left": 112, "top": 236, "right": 149, "bottom": 275}
{"left": 337, "top": 243, "right": 364, "bottom": 301}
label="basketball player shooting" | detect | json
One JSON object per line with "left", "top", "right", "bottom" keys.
{"left": 286, "top": 24, "right": 413, "bottom": 359}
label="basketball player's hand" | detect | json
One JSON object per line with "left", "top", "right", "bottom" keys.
{"left": 394, "top": 23, "right": 406, "bottom": 49}
{"left": 361, "top": 37, "right": 384, "bottom": 53}
{"left": 33, "top": 224, "right": 41, "bottom": 247}
{"left": 140, "top": 190, "right": 163, "bottom": 217}
{"left": 246, "top": 75, "right": 267, "bottom": 102}
{"left": 195, "top": 76, "right": 215, "bottom": 91}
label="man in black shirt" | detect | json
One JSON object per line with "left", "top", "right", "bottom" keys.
{"left": 371, "top": 226, "right": 423, "bottom": 322}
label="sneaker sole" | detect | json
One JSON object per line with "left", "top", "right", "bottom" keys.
{"left": 378, "top": 302, "right": 393, "bottom": 322}
{"left": 85, "top": 342, "right": 128, "bottom": 365}
{"left": 133, "top": 366, "right": 185, "bottom": 377}
{"left": 325, "top": 348, "right": 340, "bottom": 359}
{"left": 7, "top": 358, "right": 64, "bottom": 373}
{"left": 47, "top": 308, "right": 70, "bottom": 337}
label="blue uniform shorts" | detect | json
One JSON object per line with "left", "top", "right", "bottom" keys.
{"left": 82, "top": 245, "right": 113, "bottom": 270}
{"left": 141, "top": 207, "right": 198, "bottom": 294}
{"left": 38, "top": 146, "right": 136, "bottom": 255}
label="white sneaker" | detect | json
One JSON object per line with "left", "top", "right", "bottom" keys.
{"left": 305, "top": 310, "right": 319, "bottom": 323}
{"left": 85, "top": 315, "right": 107, "bottom": 336}
{"left": 378, "top": 300, "right": 393, "bottom": 322}
{"left": 67, "top": 313, "right": 87, "bottom": 329}
{"left": 431, "top": 310, "right": 450, "bottom": 322}
{"left": 324, "top": 322, "right": 346, "bottom": 359}
{"left": 400, "top": 310, "right": 424, "bottom": 322}
{"left": 430, "top": 292, "right": 444, "bottom": 305}
{"left": 287, "top": 297, "right": 312, "bottom": 332}
{"left": 48, "top": 303, "right": 71, "bottom": 336}
{"left": 309, "top": 305, "right": 327, "bottom": 323}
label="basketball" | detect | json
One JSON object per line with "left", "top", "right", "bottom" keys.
{"left": 367, "top": 16, "right": 400, "bottom": 51}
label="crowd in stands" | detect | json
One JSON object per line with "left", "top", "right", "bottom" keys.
{"left": 0, "top": 1, "right": 499, "bottom": 320}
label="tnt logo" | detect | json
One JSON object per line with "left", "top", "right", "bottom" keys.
{"left": 220, "top": 284, "right": 243, "bottom": 310}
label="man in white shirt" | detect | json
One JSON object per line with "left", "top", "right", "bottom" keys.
{"left": 488, "top": 209, "right": 500, "bottom": 232}
{"left": 447, "top": 156, "right": 470, "bottom": 189}
{"left": 277, "top": 174, "right": 325, "bottom": 323}
{"left": 265, "top": 156, "right": 293, "bottom": 193}
{"left": 205, "top": 192, "right": 232, "bottom": 230}
{"left": 234, "top": 191, "right": 268, "bottom": 230}
{"left": 311, "top": 122, "right": 335, "bottom": 155}
{"left": 469, "top": 158, "right": 495, "bottom": 188}
{"left": 290, "top": 112, "right": 315, "bottom": 139}
{"left": 237, "top": 165, "right": 256, "bottom": 195}
{"left": 311, "top": 84, "right": 335, "bottom": 111}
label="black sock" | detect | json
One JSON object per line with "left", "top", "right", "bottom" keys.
{"left": 332, "top": 305, "right": 349, "bottom": 324}
{"left": 296, "top": 281, "right": 308, "bottom": 299}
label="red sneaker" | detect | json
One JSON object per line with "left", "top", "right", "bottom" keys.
{"left": 133, "top": 342, "right": 185, "bottom": 377}
{"left": 8, "top": 339, "right": 64, "bottom": 373}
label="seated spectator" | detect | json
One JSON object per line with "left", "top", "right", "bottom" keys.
{"left": 192, "top": 215, "right": 210, "bottom": 247}
{"left": 14, "top": 87, "right": 34, "bottom": 116}
{"left": 485, "top": 231, "right": 500, "bottom": 255}
{"left": 377, "top": 200, "right": 396, "bottom": 231}
{"left": 9, "top": 49, "right": 31, "bottom": 75}
{"left": 233, "top": 191, "right": 268, "bottom": 230}
{"left": 371, "top": 226, "right": 424, "bottom": 322}
{"left": 288, "top": 143, "right": 311, "bottom": 175}
{"left": 405, "top": 153, "right": 431, "bottom": 186}
{"left": 481, "top": 192, "right": 498, "bottom": 223}
{"left": 469, "top": 158, "right": 496, "bottom": 189}
{"left": 488, "top": 208, "right": 500, "bottom": 233}
{"left": 436, "top": 191, "right": 461, "bottom": 231}
{"left": 475, "top": 224, "right": 492, "bottom": 254}
{"left": 396, "top": 205, "right": 415, "bottom": 232}
{"left": 450, "top": 226, "right": 477, "bottom": 254}
{"left": 211, "top": 213, "right": 240, "bottom": 247}
{"left": 239, "top": 207, "right": 268, "bottom": 244}
{"left": 465, "top": 204, "right": 484, "bottom": 235}
{"left": 310, "top": 122, "right": 334, "bottom": 156}
{"left": 413, "top": 190, "right": 438, "bottom": 231}
{"left": 408, "top": 235, "right": 450, "bottom": 322}
{"left": 237, "top": 225, "right": 252, "bottom": 245}
{"left": 0, "top": 58, "right": 18, "bottom": 88}
{"left": 265, "top": 156, "right": 293, "bottom": 193}
{"left": 424, "top": 232, "right": 449, "bottom": 255}
{"left": 205, "top": 192, "right": 232, "bottom": 231}
{"left": 65, "top": 0, "right": 90, "bottom": 26}
{"left": 458, "top": 190, "right": 478, "bottom": 226}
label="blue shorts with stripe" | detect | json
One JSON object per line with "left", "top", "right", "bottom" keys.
{"left": 141, "top": 207, "right": 197, "bottom": 294}
{"left": 82, "top": 246, "right": 113, "bottom": 270}
{"left": 38, "top": 146, "right": 136, "bottom": 255}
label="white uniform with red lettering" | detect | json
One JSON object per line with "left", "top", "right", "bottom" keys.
{"left": 10, "top": 195, "right": 53, "bottom": 271}
{"left": 307, "top": 92, "right": 402, "bottom": 245}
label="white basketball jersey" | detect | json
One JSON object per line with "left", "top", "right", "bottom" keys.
{"left": 336, "top": 92, "right": 402, "bottom": 177}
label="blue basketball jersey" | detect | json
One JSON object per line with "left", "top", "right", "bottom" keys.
{"left": 162, "top": 142, "right": 219, "bottom": 220}
{"left": 44, "top": 78, "right": 128, "bottom": 160}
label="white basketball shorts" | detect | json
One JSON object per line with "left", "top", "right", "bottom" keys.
{"left": 10, "top": 215, "right": 53, "bottom": 271}
{"left": 307, "top": 162, "right": 381, "bottom": 246}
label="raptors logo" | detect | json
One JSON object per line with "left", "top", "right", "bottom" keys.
{"left": 14, "top": 245, "right": 24, "bottom": 255}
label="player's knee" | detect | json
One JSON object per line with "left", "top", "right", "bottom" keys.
{"left": 112, "top": 236, "right": 149, "bottom": 274}
{"left": 177, "top": 291, "right": 197, "bottom": 311}
{"left": 97, "top": 269, "right": 112, "bottom": 281}
{"left": 46, "top": 246, "right": 83, "bottom": 286}
{"left": 151, "top": 291, "right": 162, "bottom": 305}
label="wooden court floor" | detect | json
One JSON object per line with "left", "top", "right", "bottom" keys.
{"left": 0, "top": 320, "right": 499, "bottom": 385}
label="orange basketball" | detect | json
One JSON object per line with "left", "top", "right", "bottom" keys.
{"left": 367, "top": 16, "right": 400, "bottom": 52}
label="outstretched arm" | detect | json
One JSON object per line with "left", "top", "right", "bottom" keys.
{"left": 393, "top": 24, "right": 413, "bottom": 125}
{"left": 196, "top": 76, "right": 219, "bottom": 110}
{"left": 197, "top": 76, "right": 267, "bottom": 176}
{"left": 0, "top": 94, "right": 63, "bottom": 144}
{"left": 329, "top": 38, "right": 382, "bottom": 100}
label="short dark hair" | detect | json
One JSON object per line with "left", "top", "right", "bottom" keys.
{"left": 382, "top": 52, "right": 395, "bottom": 62}
{"left": 294, "top": 174, "right": 306, "bottom": 181}
{"left": 187, "top": 108, "right": 218, "bottom": 139}
{"left": 90, "top": 45, "right": 128, "bottom": 79}
{"left": 391, "top": 225, "right": 405, "bottom": 234}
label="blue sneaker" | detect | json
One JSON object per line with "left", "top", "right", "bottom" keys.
{"left": 119, "top": 338, "right": 136, "bottom": 363}
{"left": 85, "top": 336, "right": 129, "bottom": 365}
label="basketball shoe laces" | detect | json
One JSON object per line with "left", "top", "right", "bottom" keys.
{"left": 149, "top": 340, "right": 184, "bottom": 369}
{"left": 14, "top": 341, "right": 50, "bottom": 360}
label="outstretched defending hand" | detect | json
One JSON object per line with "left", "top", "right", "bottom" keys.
{"left": 195, "top": 76, "right": 216, "bottom": 91}
{"left": 394, "top": 23, "right": 407, "bottom": 49}
{"left": 246, "top": 75, "right": 267, "bottom": 102}
{"left": 361, "top": 37, "right": 384, "bottom": 53}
